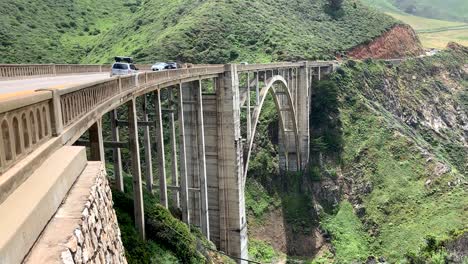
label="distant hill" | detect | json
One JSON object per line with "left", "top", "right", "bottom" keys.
{"left": 361, "top": 0, "right": 468, "bottom": 22}
{"left": 84, "top": 0, "right": 400, "bottom": 64}
{"left": 0, "top": 0, "right": 399, "bottom": 64}
{"left": 360, "top": 0, "right": 468, "bottom": 48}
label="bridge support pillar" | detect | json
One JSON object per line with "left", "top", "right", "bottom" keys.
{"left": 215, "top": 64, "right": 248, "bottom": 262}
{"left": 168, "top": 90, "right": 180, "bottom": 208}
{"left": 297, "top": 62, "right": 310, "bottom": 169}
{"left": 142, "top": 95, "right": 154, "bottom": 194}
{"left": 109, "top": 109, "right": 124, "bottom": 192}
{"left": 279, "top": 68, "right": 300, "bottom": 172}
{"left": 177, "top": 83, "right": 191, "bottom": 225}
{"left": 154, "top": 90, "right": 168, "bottom": 208}
{"left": 127, "top": 98, "right": 145, "bottom": 240}
{"left": 180, "top": 80, "right": 210, "bottom": 237}
{"left": 88, "top": 119, "right": 104, "bottom": 162}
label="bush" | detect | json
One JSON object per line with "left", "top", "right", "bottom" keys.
{"left": 145, "top": 204, "right": 206, "bottom": 263}
{"left": 328, "top": 0, "right": 344, "bottom": 10}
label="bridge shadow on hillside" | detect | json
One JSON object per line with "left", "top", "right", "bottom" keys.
{"left": 247, "top": 79, "right": 343, "bottom": 261}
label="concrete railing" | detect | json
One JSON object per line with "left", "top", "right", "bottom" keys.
{"left": 0, "top": 92, "right": 54, "bottom": 174}
{"left": 0, "top": 64, "right": 111, "bottom": 79}
{"left": 0, "top": 63, "right": 214, "bottom": 79}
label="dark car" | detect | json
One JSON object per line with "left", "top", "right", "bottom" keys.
{"left": 164, "top": 62, "right": 179, "bottom": 70}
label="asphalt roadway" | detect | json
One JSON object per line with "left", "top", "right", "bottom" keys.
{"left": 0, "top": 73, "right": 111, "bottom": 99}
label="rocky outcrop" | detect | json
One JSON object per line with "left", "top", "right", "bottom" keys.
{"left": 347, "top": 24, "right": 424, "bottom": 59}
{"left": 24, "top": 162, "right": 127, "bottom": 264}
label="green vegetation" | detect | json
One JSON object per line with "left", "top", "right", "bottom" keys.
{"left": 249, "top": 239, "right": 285, "bottom": 263}
{"left": 322, "top": 202, "right": 371, "bottom": 263}
{"left": 245, "top": 46, "right": 467, "bottom": 263}
{"left": 111, "top": 176, "right": 221, "bottom": 264}
{"left": 0, "top": 0, "right": 138, "bottom": 63}
{"left": 320, "top": 46, "right": 468, "bottom": 262}
{"left": 83, "top": 0, "right": 398, "bottom": 64}
{"left": 0, "top": 0, "right": 399, "bottom": 64}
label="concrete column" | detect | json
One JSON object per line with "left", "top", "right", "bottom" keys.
{"left": 216, "top": 64, "right": 248, "bottom": 262}
{"left": 142, "top": 95, "right": 154, "bottom": 193}
{"left": 88, "top": 119, "right": 104, "bottom": 162}
{"left": 127, "top": 98, "right": 145, "bottom": 240}
{"left": 196, "top": 80, "right": 210, "bottom": 239}
{"left": 246, "top": 72, "right": 252, "bottom": 142}
{"left": 177, "top": 83, "right": 190, "bottom": 225}
{"left": 182, "top": 81, "right": 201, "bottom": 227}
{"left": 154, "top": 90, "right": 168, "bottom": 208}
{"left": 203, "top": 92, "right": 221, "bottom": 247}
{"left": 297, "top": 62, "right": 310, "bottom": 170}
{"left": 109, "top": 109, "right": 124, "bottom": 192}
{"left": 169, "top": 90, "right": 180, "bottom": 208}
{"left": 278, "top": 67, "right": 300, "bottom": 172}
{"left": 50, "top": 90, "right": 63, "bottom": 136}
{"left": 255, "top": 71, "right": 260, "bottom": 106}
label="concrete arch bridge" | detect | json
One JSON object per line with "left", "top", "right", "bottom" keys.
{"left": 0, "top": 61, "right": 334, "bottom": 263}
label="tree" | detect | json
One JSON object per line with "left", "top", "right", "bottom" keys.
{"left": 329, "top": 0, "right": 344, "bottom": 10}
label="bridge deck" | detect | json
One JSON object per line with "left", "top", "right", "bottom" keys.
{"left": 0, "top": 73, "right": 111, "bottom": 98}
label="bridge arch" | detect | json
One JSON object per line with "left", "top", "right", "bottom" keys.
{"left": 243, "top": 75, "right": 300, "bottom": 180}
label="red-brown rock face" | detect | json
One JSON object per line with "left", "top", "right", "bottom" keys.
{"left": 347, "top": 24, "right": 424, "bottom": 59}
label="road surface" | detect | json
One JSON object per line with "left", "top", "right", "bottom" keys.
{"left": 0, "top": 73, "right": 111, "bottom": 99}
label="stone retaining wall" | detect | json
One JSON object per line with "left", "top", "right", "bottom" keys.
{"left": 24, "top": 162, "right": 127, "bottom": 264}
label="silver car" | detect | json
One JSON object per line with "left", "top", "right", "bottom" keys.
{"left": 110, "top": 62, "right": 138, "bottom": 76}
{"left": 151, "top": 62, "right": 167, "bottom": 71}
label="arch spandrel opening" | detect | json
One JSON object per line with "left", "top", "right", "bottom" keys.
{"left": 1, "top": 120, "right": 12, "bottom": 161}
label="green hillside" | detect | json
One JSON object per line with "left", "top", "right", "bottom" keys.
{"left": 0, "top": 0, "right": 140, "bottom": 63}
{"left": 0, "top": 0, "right": 399, "bottom": 64}
{"left": 245, "top": 44, "right": 468, "bottom": 263}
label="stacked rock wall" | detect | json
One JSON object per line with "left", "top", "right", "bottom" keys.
{"left": 24, "top": 162, "right": 127, "bottom": 264}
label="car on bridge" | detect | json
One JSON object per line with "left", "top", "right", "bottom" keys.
{"left": 151, "top": 62, "right": 168, "bottom": 71}
{"left": 164, "top": 62, "right": 179, "bottom": 69}
{"left": 110, "top": 56, "right": 138, "bottom": 76}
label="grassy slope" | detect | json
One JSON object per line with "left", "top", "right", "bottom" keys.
{"left": 0, "top": 0, "right": 140, "bottom": 63}
{"left": 245, "top": 47, "right": 467, "bottom": 263}
{"left": 322, "top": 47, "right": 468, "bottom": 263}
{"left": 84, "top": 0, "right": 398, "bottom": 64}
{"left": 0, "top": 0, "right": 398, "bottom": 64}
{"left": 385, "top": 12, "right": 468, "bottom": 49}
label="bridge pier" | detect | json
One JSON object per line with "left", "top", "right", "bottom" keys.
{"left": 181, "top": 80, "right": 210, "bottom": 238}
{"left": 142, "top": 95, "right": 154, "bottom": 193}
{"left": 177, "top": 83, "right": 191, "bottom": 225}
{"left": 127, "top": 98, "right": 145, "bottom": 240}
{"left": 109, "top": 109, "right": 124, "bottom": 192}
{"left": 154, "top": 90, "right": 168, "bottom": 208}
{"left": 168, "top": 90, "right": 180, "bottom": 208}
{"left": 88, "top": 119, "right": 104, "bottom": 162}
{"left": 214, "top": 65, "right": 248, "bottom": 262}
{"left": 297, "top": 63, "right": 310, "bottom": 169}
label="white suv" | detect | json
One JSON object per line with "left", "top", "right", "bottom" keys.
{"left": 110, "top": 62, "right": 138, "bottom": 76}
